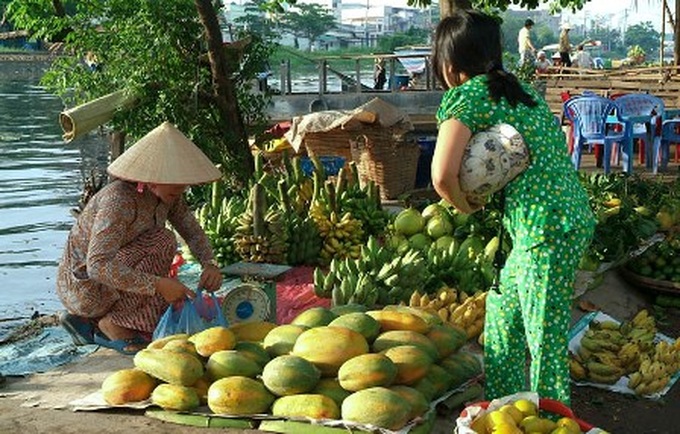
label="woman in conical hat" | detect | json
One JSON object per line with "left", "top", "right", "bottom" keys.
{"left": 56, "top": 121, "right": 223, "bottom": 354}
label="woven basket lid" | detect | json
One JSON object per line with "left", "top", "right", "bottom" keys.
{"left": 107, "top": 121, "right": 221, "bottom": 185}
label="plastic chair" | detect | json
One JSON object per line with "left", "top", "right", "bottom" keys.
{"left": 563, "top": 95, "right": 626, "bottom": 173}
{"left": 613, "top": 93, "right": 665, "bottom": 172}
{"left": 657, "top": 110, "right": 680, "bottom": 173}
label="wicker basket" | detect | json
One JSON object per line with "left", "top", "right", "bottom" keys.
{"left": 619, "top": 266, "right": 680, "bottom": 295}
{"left": 350, "top": 133, "right": 420, "bottom": 200}
{"left": 303, "top": 125, "right": 404, "bottom": 172}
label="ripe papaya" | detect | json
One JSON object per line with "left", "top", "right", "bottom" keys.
{"left": 151, "top": 383, "right": 200, "bottom": 411}
{"left": 372, "top": 330, "right": 439, "bottom": 361}
{"left": 426, "top": 324, "right": 467, "bottom": 360}
{"left": 262, "top": 324, "right": 308, "bottom": 357}
{"left": 162, "top": 338, "right": 200, "bottom": 358}
{"left": 388, "top": 385, "right": 429, "bottom": 419}
{"left": 338, "top": 353, "right": 397, "bottom": 391}
{"left": 292, "top": 326, "right": 369, "bottom": 376}
{"left": 229, "top": 321, "right": 277, "bottom": 342}
{"left": 261, "top": 355, "right": 321, "bottom": 396}
{"left": 328, "top": 312, "right": 381, "bottom": 343}
{"left": 271, "top": 394, "right": 340, "bottom": 420}
{"left": 189, "top": 326, "right": 236, "bottom": 357}
{"left": 312, "top": 378, "right": 351, "bottom": 406}
{"left": 208, "top": 376, "right": 275, "bottom": 415}
{"left": 234, "top": 341, "right": 271, "bottom": 367}
{"left": 101, "top": 368, "right": 156, "bottom": 405}
{"left": 366, "top": 309, "right": 430, "bottom": 334}
{"left": 382, "top": 345, "right": 433, "bottom": 385}
{"left": 133, "top": 348, "right": 203, "bottom": 386}
{"left": 206, "top": 350, "right": 262, "bottom": 380}
{"left": 147, "top": 333, "right": 190, "bottom": 350}
{"left": 291, "top": 307, "right": 337, "bottom": 328}
{"left": 341, "top": 387, "right": 412, "bottom": 430}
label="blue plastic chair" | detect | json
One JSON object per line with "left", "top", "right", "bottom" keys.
{"left": 657, "top": 109, "right": 680, "bottom": 174}
{"left": 613, "top": 93, "right": 665, "bottom": 172}
{"left": 563, "top": 95, "right": 626, "bottom": 173}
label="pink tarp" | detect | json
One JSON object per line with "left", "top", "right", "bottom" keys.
{"left": 276, "top": 266, "right": 331, "bottom": 324}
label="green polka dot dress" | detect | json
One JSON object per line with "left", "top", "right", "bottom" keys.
{"left": 437, "top": 75, "right": 596, "bottom": 405}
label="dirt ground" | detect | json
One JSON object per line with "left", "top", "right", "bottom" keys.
{"left": 1, "top": 268, "right": 680, "bottom": 434}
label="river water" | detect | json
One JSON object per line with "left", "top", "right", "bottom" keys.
{"left": 0, "top": 61, "right": 108, "bottom": 339}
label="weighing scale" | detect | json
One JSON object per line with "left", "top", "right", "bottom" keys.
{"left": 220, "top": 261, "right": 291, "bottom": 324}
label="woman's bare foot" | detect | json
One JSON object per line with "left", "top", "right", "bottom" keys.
{"left": 97, "top": 316, "right": 148, "bottom": 353}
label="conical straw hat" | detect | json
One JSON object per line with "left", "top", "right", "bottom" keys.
{"left": 107, "top": 121, "right": 221, "bottom": 185}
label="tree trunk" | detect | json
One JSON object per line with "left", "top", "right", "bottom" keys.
{"left": 439, "top": 0, "right": 472, "bottom": 19}
{"left": 194, "top": 0, "right": 253, "bottom": 178}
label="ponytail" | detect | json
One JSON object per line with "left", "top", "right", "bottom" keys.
{"left": 485, "top": 61, "right": 537, "bottom": 108}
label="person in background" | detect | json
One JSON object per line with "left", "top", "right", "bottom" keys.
{"left": 374, "top": 57, "right": 387, "bottom": 90}
{"left": 57, "top": 121, "right": 223, "bottom": 355}
{"left": 535, "top": 50, "right": 552, "bottom": 74}
{"left": 574, "top": 45, "right": 594, "bottom": 70}
{"left": 517, "top": 19, "right": 537, "bottom": 69}
{"left": 430, "top": 10, "right": 595, "bottom": 405}
{"left": 559, "top": 24, "right": 573, "bottom": 67}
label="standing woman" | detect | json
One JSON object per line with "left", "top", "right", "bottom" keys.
{"left": 430, "top": 10, "right": 595, "bottom": 405}
{"left": 558, "top": 24, "right": 573, "bottom": 68}
{"left": 57, "top": 122, "right": 223, "bottom": 354}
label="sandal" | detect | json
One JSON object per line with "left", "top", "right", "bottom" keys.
{"left": 59, "top": 311, "right": 95, "bottom": 346}
{"left": 93, "top": 332, "right": 149, "bottom": 356}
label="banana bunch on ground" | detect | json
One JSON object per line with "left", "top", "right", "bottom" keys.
{"left": 408, "top": 287, "right": 486, "bottom": 340}
{"left": 233, "top": 183, "right": 288, "bottom": 263}
{"left": 627, "top": 338, "right": 680, "bottom": 396}
{"left": 310, "top": 178, "right": 364, "bottom": 265}
{"left": 570, "top": 309, "right": 663, "bottom": 385}
{"left": 313, "top": 237, "right": 430, "bottom": 307}
{"left": 194, "top": 181, "right": 245, "bottom": 267}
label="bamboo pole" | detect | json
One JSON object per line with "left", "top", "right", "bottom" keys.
{"left": 59, "top": 90, "right": 137, "bottom": 143}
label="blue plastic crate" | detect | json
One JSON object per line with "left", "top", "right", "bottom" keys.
{"left": 299, "top": 156, "right": 346, "bottom": 177}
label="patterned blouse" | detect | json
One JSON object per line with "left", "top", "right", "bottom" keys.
{"left": 436, "top": 75, "right": 596, "bottom": 250}
{"left": 61, "top": 180, "right": 214, "bottom": 295}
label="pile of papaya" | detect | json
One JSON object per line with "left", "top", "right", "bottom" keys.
{"left": 101, "top": 304, "right": 483, "bottom": 431}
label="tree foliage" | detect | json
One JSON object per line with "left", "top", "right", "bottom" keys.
{"left": 624, "top": 21, "right": 660, "bottom": 57}
{"left": 376, "top": 28, "right": 430, "bottom": 52}
{"left": 5, "top": 0, "right": 278, "bottom": 186}
{"left": 279, "top": 3, "right": 336, "bottom": 51}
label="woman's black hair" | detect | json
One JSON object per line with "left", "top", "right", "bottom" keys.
{"left": 432, "top": 10, "right": 537, "bottom": 108}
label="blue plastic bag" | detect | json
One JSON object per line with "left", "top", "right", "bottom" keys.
{"left": 152, "top": 289, "right": 228, "bottom": 340}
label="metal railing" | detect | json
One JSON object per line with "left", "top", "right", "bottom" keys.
{"left": 277, "top": 52, "right": 435, "bottom": 95}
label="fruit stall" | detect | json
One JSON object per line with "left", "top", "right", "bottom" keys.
{"left": 72, "top": 153, "right": 680, "bottom": 433}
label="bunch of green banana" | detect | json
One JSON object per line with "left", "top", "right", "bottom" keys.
{"left": 627, "top": 338, "right": 680, "bottom": 396}
{"left": 233, "top": 183, "right": 288, "bottom": 264}
{"left": 274, "top": 178, "right": 322, "bottom": 266}
{"left": 335, "top": 162, "right": 390, "bottom": 239}
{"left": 313, "top": 237, "right": 431, "bottom": 307}
{"left": 194, "top": 181, "right": 246, "bottom": 267}
{"left": 310, "top": 177, "right": 364, "bottom": 265}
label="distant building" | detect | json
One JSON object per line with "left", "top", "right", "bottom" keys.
{"left": 221, "top": 0, "right": 433, "bottom": 50}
